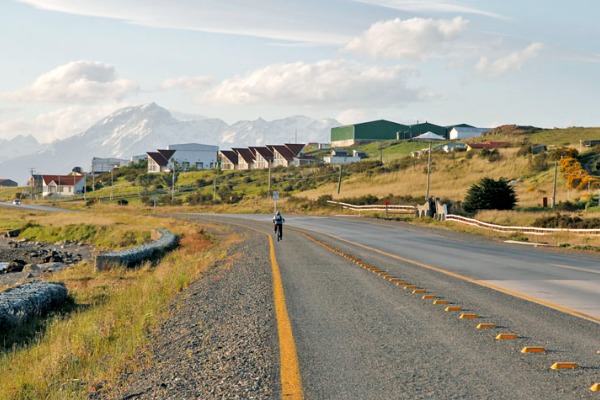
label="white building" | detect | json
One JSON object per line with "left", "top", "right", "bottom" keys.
{"left": 449, "top": 127, "right": 489, "bottom": 140}
{"left": 323, "top": 149, "right": 361, "bottom": 164}
{"left": 147, "top": 143, "right": 219, "bottom": 173}
{"left": 91, "top": 157, "right": 130, "bottom": 174}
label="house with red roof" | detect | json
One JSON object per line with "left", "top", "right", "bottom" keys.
{"left": 28, "top": 174, "right": 86, "bottom": 197}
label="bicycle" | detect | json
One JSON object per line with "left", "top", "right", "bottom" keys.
{"left": 274, "top": 224, "right": 283, "bottom": 241}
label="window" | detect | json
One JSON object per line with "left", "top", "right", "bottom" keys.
{"left": 196, "top": 162, "right": 204, "bottom": 169}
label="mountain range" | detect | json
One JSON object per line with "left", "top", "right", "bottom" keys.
{"left": 0, "top": 103, "right": 339, "bottom": 185}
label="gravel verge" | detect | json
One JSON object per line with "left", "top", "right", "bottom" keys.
{"left": 101, "top": 225, "right": 278, "bottom": 399}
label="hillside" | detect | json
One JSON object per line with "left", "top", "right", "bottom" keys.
{"left": 4, "top": 126, "right": 600, "bottom": 216}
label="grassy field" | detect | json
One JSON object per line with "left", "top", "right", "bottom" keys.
{"left": 0, "top": 208, "right": 237, "bottom": 399}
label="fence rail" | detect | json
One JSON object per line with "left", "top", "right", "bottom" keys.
{"left": 327, "top": 201, "right": 417, "bottom": 214}
{"left": 445, "top": 214, "right": 600, "bottom": 236}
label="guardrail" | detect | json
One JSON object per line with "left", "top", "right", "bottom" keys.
{"left": 445, "top": 214, "right": 600, "bottom": 235}
{"left": 327, "top": 201, "right": 416, "bottom": 214}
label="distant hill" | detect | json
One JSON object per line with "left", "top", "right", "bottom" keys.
{"left": 0, "top": 103, "right": 339, "bottom": 184}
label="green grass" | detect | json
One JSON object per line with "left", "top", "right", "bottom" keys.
{"left": 0, "top": 214, "right": 229, "bottom": 399}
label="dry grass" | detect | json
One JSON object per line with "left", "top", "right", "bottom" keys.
{"left": 0, "top": 213, "right": 240, "bottom": 399}
{"left": 297, "top": 149, "right": 580, "bottom": 209}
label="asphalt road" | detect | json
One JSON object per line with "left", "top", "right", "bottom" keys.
{"left": 226, "top": 214, "right": 600, "bottom": 322}
{"left": 199, "top": 214, "right": 600, "bottom": 399}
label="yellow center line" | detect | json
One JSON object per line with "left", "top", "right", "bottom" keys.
{"left": 268, "top": 234, "right": 304, "bottom": 399}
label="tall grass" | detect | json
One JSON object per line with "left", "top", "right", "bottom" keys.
{"left": 0, "top": 214, "right": 236, "bottom": 399}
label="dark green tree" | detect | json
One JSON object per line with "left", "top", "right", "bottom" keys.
{"left": 463, "top": 177, "right": 517, "bottom": 213}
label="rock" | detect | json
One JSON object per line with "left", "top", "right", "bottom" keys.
{"left": 23, "top": 263, "right": 40, "bottom": 272}
{"left": 6, "top": 260, "right": 26, "bottom": 273}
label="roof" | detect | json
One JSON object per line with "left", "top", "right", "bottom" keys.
{"left": 41, "top": 175, "right": 84, "bottom": 186}
{"left": 270, "top": 145, "right": 296, "bottom": 161}
{"left": 284, "top": 143, "right": 305, "bottom": 156}
{"left": 147, "top": 149, "right": 176, "bottom": 166}
{"left": 413, "top": 131, "right": 445, "bottom": 140}
{"left": 233, "top": 148, "right": 256, "bottom": 164}
{"left": 467, "top": 141, "right": 510, "bottom": 149}
{"left": 219, "top": 150, "right": 238, "bottom": 164}
{"left": 251, "top": 146, "right": 274, "bottom": 161}
{"left": 168, "top": 143, "right": 219, "bottom": 151}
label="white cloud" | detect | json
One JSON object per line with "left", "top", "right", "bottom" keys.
{"left": 336, "top": 109, "right": 379, "bottom": 125}
{"left": 354, "top": 0, "right": 505, "bottom": 19}
{"left": 159, "top": 76, "right": 215, "bottom": 91}
{"left": 344, "top": 17, "right": 468, "bottom": 60}
{"left": 475, "top": 42, "right": 545, "bottom": 78}
{"left": 4, "top": 61, "right": 139, "bottom": 103}
{"left": 16, "top": 0, "right": 351, "bottom": 45}
{"left": 0, "top": 104, "right": 126, "bottom": 143}
{"left": 200, "top": 60, "right": 420, "bottom": 107}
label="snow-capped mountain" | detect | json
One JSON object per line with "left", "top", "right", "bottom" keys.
{"left": 0, "top": 135, "right": 46, "bottom": 160}
{"left": 0, "top": 103, "right": 338, "bottom": 185}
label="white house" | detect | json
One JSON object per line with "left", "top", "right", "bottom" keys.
{"left": 147, "top": 143, "right": 219, "bottom": 173}
{"left": 449, "top": 127, "right": 489, "bottom": 140}
{"left": 91, "top": 157, "right": 130, "bottom": 174}
{"left": 29, "top": 174, "right": 86, "bottom": 197}
{"left": 323, "top": 149, "right": 361, "bottom": 164}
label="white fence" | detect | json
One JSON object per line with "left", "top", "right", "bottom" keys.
{"left": 327, "top": 201, "right": 416, "bottom": 214}
{"left": 445, "top": 214, "right": 600, "bottom": 236}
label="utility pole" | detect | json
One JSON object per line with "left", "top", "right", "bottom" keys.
{"left": 29, "top": 167, "right": 35, "bottom": 200}
{"left": 337, "top": 163, "right": 343, "bottom": 194}
{"left": 267, "top": 160, "right": 272, "bottom": 198}
{"left": 171, "top": 160, "right": 176, "bottom": 202}
{"left": 552, "top": 160, "right": 558, "bottom": 209}
{"left": 426, "top": 142, "right": 432, "bottom": 198}
{"left": 213, "top": 172, "right": 217, "bottom": 202}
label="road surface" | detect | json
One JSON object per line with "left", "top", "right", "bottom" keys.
{"left": 193, "top": 214, "right": 600, "bottom": 399}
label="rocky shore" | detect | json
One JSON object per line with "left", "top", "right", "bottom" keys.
{"left": 0, "top": 236, "right": 94, "bottom": 288}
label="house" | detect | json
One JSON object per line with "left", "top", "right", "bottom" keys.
{"left": 323, "top": 149, "right": 361, "bottom": 164}
{"left": 219, "top": 150, "right": 238, "bottom": 170}
{"left": 29, "top": 174, "right": 86, "bottom": 197}
{"left": 91, "top": 157, "right": 130, "bottom": 174}
{"left": 0, "top": 179, "right": 18, "bottom": 187}
{"left": 147, "top": 149, "right": 176, "bottom": 173}
{"left": 448, "top": 127, "right": 489, "bottom": 140}
{"left": 434, "top": 143, "right": 467, "bottom": 153}
{"left": 233, "top": 148, "right": 256, "bottom": 170}
{"left": 147, "top": 143, "right": 219, "bottom": 173}
{"left": 466, "top": 141, "right": 511, "bottom": 151}
{"left": 251, "top": 147, "right": 274, "bottom": 169}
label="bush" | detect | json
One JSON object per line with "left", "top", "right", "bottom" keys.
{"left": 533, "top": 213, "right": 600, "bottom": 229}
{"left": 463, "top": 177, "right": 517, "bottom": 213}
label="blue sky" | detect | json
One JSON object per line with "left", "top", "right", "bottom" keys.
{"left": 1, "top": 0, "right": 599, "bottom": 143}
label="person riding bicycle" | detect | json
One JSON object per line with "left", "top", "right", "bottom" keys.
{"left": 273, "top": 211, "right": 285, "bottom": 241}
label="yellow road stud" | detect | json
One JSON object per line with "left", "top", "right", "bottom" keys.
{"left": 495, "top": 333, "right": 518, "bottom": 340}
{"left": 551, "top": 362, "right": 578, "bottom": 370}
{"left": 412, "top": 289, "right": 426, "bottom": 294}
{"left": 476, "top": 323, "right": 496, "bottom": 329}
{"left": 521, "top": 347, "right": 545, "bottom": 353}
{"left": 395, "top": 281, "right": 408, "bottom": 286}
{"left": 445, "top": 306, "right": 462, "bottom": 312}
{"left": 433, "top": 300, "right": 448, "bottom": 305}
{"left": 422, "top": 295, "right": 436, "bottom": 299}
{"left": 590, "top": 383, "right": 600, "bottom": 392}
{"left": 459, "top": 313, "right": 477, "bottom": 319}
{"left": 403, "top": 285, "right": 417, "bottom": 289}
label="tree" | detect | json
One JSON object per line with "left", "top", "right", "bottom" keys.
{"left": 463, "top": 177, "right": 517, "bottom": 213}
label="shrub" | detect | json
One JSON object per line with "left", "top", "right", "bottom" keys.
{"left": 463, "top": 177, "right": 517, "bottom": 213}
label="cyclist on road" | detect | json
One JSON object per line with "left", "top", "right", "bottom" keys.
{"left": 273, "top": 211, "right": 285, "bottom": 241}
